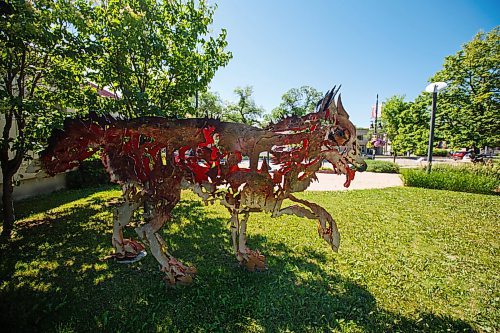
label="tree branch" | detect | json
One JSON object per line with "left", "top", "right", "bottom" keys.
{"left": 28, "top": 53, "right": 49, "bottom": 98}
{"left": 130, "top": 52, "right": 144, "bottom": 92}
{"left": 16, "top": 47, "right": 27, "bottom": 100}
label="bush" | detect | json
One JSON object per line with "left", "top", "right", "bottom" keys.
{"left": 401, "top": 164, "right": 500, "bottom": 195}
{"left": 432, "top": 148, "right": 449, "bottom": 157}
{"left": 415, "top": 148, "right": 449, "bottom": 157}
{"left": 320, "top": 160, "right": 399, "bottom": 174}
{"left": 66, "top": 155, "right": 111, "bottom": 189}
{"left": 365, "top": 160, "right": 399, "bottom": 173}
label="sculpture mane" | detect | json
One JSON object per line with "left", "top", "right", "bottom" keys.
{"left": 41, "top": 86, "right": 366, "bottom": 285}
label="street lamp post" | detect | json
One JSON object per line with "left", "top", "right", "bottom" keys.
{"left": 374, "top": 94, "right": 379, "bottom": 136}
{"left": 373, "top": 94, "right": 378, "bottom": 159}
{"left": 370, "top": 94, "right": 383, "bottom": 159}
{"left": 425, "top": 82, "right": 447, "bottom": 173}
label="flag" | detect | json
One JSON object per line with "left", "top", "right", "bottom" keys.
{"left": 371, "top": 103, "right": 384, "bottom": 119}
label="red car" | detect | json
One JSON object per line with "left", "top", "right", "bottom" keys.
{"left": 451, "top": 151, "right": 468, "bottom": 160}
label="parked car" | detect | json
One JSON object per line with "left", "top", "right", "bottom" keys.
{"left": 451, "top": 151, "right": 468, "bottom": 160}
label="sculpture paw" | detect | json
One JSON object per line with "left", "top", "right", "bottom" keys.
{"left": 240, "top": 248, "right": 267, "bottom": 272}
{"left": 113, "top": 239, "right": 147, "bottom": 263}
{"left": 162, "top": 258, "right": 197, "bottom": 286}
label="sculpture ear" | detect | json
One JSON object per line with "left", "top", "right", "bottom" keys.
{"left": 336, "top": 94, "right": 349, "bottom": 118}
{"left": 319, "top": 89, "right": 332, "bottom": 112}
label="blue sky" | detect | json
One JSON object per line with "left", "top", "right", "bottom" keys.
{"left": 207, "top": 0, "right": 499, "bottom": 128}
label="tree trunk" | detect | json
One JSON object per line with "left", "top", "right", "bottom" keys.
{"left": 1, "top": 175, "right": 15, "bottom": 239}
{"left": 0, "top": 152, "right": 23, "bottom": 240}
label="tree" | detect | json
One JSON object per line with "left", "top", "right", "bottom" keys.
{"left": 0, "top": 0, "right": 232, "bottom": 239}
{"left": 78, "top": 0, "right": 232, "bottom": 118}
{"left": 382, "top": 28, "right": 499, "bottom": 154}
{"left": 269, "top": 86, "right": 322, "bottom": 122}
{"left": 225, "top": 86, "right": 265, "bottom": 126}
{"left": 382, "top": 95, "right": 431, "bottom": 156}
{"left": 430, "top": 27, "right": 500, "bottom": 149}
{"left": 0, "top": 0, "right": 90, "bottom": 238}
{"left": 405, "top": 95, "right": 432, "bottom": 156}
{"left": 188, "top": 90, "right": 226, "bottom": 119}
{"left": 380, "top": 95, "right": 409, "bottom": 155}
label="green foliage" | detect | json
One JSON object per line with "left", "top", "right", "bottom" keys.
{"left": 401, "top": 164, "right": 500, "bottom": 194}
{"left": 431, "top": 27, "right": 500, "bottom": 148}
{"left": 380, "top": 95, "right": 407, "bottom": 153}
{"left": 188, "top": 90, "right": 225, "bottom": 119}
{"left": 381, "top": 95, "right": 430, "bottom": 156}
{"left": 432, "top": 148, "right": 449, "bottom": 157}
{"left": 268, "top": 86, "right": 322, "bottom": 122}
{"left": 66, "top": 156, "right": 110, "bottom": 189}
{"left": 0, "top": 0, "right": 89, "bottom": 155}
{"left": 74, "top": 0, "right": 232, "bottom": 118}
{"left": 1, "top": 187, "right": 498, "bottom": 331}
{"left": 321, "top": 160, "right": 399, "bottom": 173}
{"left": 443, "top": 162, "right": 500, "bottom": 180}
{"left": 0, "top": 0, "right": 92, "bottom": 237}
{"left": 383, "top": 27, "right": 500, "bottom": 154}
{"left": 365, "top": 160, "right": 399, "bottom": 173}
{"left": 225, "top": 86, "right": 265, "bottom": 126}
{"left": 0, "top": 0, "right": 232, "bottom": 237}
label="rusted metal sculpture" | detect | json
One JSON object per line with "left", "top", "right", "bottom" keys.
{"left": 41, "top": 87, "right": 366, "bottom": 285}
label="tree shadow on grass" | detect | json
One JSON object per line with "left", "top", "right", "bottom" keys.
{"left": 0, "top": 192, "right": 475, "bottom": 332}
{"left": 10, "top": 185, "right": 119, "bottom": 220}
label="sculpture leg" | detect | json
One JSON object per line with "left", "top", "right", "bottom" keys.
{"left": 135, "top": 207, "right": 197, "bottom": 285}
{"left": 111, "top": 201, "right": 146, "bottom": 262}
{"left": 275, "top": 195, "right": 340, "bottom": 252}
{"left": 230, "top": 211, "right": 266, "bottom": 271}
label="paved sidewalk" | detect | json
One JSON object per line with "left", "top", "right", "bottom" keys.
{"left": 306, "top": 172, "right": 403, "bottom": 191}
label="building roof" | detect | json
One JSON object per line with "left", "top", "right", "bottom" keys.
{"left": 88, "top": 82, "right": 119, "bottom": 99}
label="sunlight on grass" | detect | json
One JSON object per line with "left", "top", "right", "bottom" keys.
{"left": 0, "top": 186, "right": 498, "bottom": 332}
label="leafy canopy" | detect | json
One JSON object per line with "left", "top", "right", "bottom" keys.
{"left": 188, "top": 90, "right": 225, "bottom": 119}
{"left": 430, "top": 27, "right": 500, "bottom": 148}
{"left": 0, "top": 0, "right": 93, "bottom": 238}
{"left": 0, "top": 0, "right": 231, "bottom": 238}
{"left": 382, "top": 27, "right": 499, "bottom": 153}
{"left": 0, "top": 0, "right": 89, "bottom": 159}
{"left": 269, "top": 86, "right": 322, "bottom": 122}
{"left": 225, "top": 86, "right": 265, "bottom": 126}
{"left": 75, "top": 0, "right": 232, "bottom": 118}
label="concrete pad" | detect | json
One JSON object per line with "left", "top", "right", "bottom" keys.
{"left": 306, "top": 172, "right": 403, "bottom": 191}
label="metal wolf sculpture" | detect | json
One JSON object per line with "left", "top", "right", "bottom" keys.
{"left": 41, "top": 87, "right": 367, "bottom": 285}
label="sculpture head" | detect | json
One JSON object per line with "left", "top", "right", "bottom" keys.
{"left": 268, "top": 86, "right": 366, "bottom": 188}
{"left": 316, "top": 87, "right": 367, "bottom": 187}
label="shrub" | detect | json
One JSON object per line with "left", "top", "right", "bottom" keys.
{"left": 432, "top": 148, "right": 449, "bottom": 157}
{"left": 401, "top": 164, "right": 499, "bottom": 195}
{"left": 415, "top": 148, "right": 449, "bottom": 157}
{"left": 365, "top": 160, "right": 399, "bottom": 173}
{"left": 320, "top": 160, "right": 399, "bottom": 173}
{"left": 66, "top": 155, "right": 110, "bottom": 189}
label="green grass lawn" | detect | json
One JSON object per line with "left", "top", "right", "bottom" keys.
{"left": 0, "top": 186, "right": 498, "bottom": 332}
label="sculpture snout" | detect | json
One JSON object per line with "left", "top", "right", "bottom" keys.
{"left": 356, "top": 161, "right": 367, "bottom": 172}
{"left": 348, "top": 160, "right": 367, "bottom": 172}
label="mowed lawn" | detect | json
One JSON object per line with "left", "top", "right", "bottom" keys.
{"left": 0, "top": 186, "right": 498, "bottom": 332}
